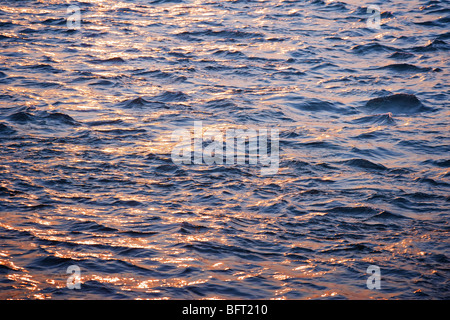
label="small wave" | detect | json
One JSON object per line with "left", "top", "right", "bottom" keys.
{"left": 404, "top": 192, "right": 447, "bottom": 201}
{"left": 375, "top": 63, "right": 432, "bottom": 73}
{"left": 397, "top": 140, "right": 450, "bottom": 155}
{"left": 352, "top": 131, "right": 386, "bottom": 140}
{"left": 271, "top": 69, "right": 306, "bottom": 79}
{"left": 340, "top": 158, "right": 387, "bottom": 171}
{"left": 19, "top": 28, "right": 39, "bottom": 34}
{"left": 136, "top": 70, "right": 188, "bottom": 83}
{"left": 176, "top": 29, "right": 264, "bottom": 40}
{"left": 168, "top": 51, "right": 192, "bottom": 59}
{"left": 179, "top": 221, "right": 210, "bottom": 234}
{"left": 213, "top": 49, "right": 248, "bottom": 58}
{"left": 19, "top": 63, "right": 63, "bottom": 74}
{"left": 7, "top": 111, "right": 34, "bottom": 123}
{"left": 351, "top": 113, "right": 396, "bottom": 125}
{"left": 152, "top": 91, "right": 189, "bottom": 102}
{"left": 203, "top": 98, "right": 238, "bottom": 110}
{"left": 437, "top": 32, "right": 450, "bottom": 40}
{"left": 352, "top": 42, "right": 397, "bottom": 54}
{"left": 155, "top": 164, "right": 185, "bottom": 175}
{"left": 21, "top": 79, "right": 61, "bottom": 88}
{"left": 421, "top": 159, "right": 450, "bottom": 168}
{"left": 85, "top": 119, "right": 124, "bottom": 126}
{"left": 310, "top": 62, "right": 339, "bottom": 71}
{"left": 41, "top": 18, "right": 67, "bottom": 26}
{"left": 95, "top": 128, "right": 147, "bottom": 136}
{"left": 321, "top": 243, "right": 375, "bottom": 254}
{"left": 0, "top": 21, "right": 15, "bottom": 28}
{"left": 136, "top": 69, "right": 174, "bottom": 79}
{"left": 89, "top": 80, "right": 115, "bottom": 86}
{"left": 0, "top": 186, "right": 22, "bottom": 196}
{"left": 121, "top": 97, "right": 152, "bottom": 108}
{"left": 146, "top": 153, "right": 173, "bottom": 164}
{"left": 8, "top": 111, "right": 79, "bottom": 126}
{"left": 324, "top": 1, "right": 347, "bottom": 11}
{"left": 0, "top": 122, "right": 16, "bottom": 135}
{"left": 414, "top": 17, "right": 450, "bottom": 27}
{"left": 111, "top": 200, "right": 144, "bottom": 207}
{"left": 366, "top": 211, "right": 409, "bottom": 221}
{"left": 80, "top": 280, "right": 127, "bottom": 299}
{"left": 30, "top": 255, "right": 78, "bottom": 270}
{"left": 414, "top": 177, "right": 449, "bottom": 188}
{"left": 83, "top": 31, "right": 109, "bottom": 38}
{"left": 67, "top": 220, "right": 119, "bottom": 233}
{"left": 0, "top": 264, "right": 15, "bottom": 274}
{"left": 45, "top": 112, "right": 80, "bottom": 125}
{"left": 328, "top": 206, "right": 379, "bottom": 216}
{"left": 362, "top": 93, "right": 431, "bottom": 115}
{"left": 299, "top": 141, "right": 343, "bottom": 150}
{"left": 410, "top": 39, "right": 449, "bottom": 52}
{"left": 289, "top": 98, "right": 354, "bottom": 114}
{"left": 88, "top": 57, "right": 125, "bottom": 64}
{"left": 150, "top": 0, "right": 184, "bottom": 3}
{"left": 388, "top": 51, "right": 415, "bottom": 60}
{"left": 424, "top": 7, "right": 450, "bottom": 15}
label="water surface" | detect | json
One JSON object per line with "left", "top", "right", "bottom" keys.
{"left": 0, "top": 0, "right": 449, "bottom": 299}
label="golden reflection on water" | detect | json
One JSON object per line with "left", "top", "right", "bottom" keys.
{"left": 0, "top": 0, "right": 447, "bottom": 300}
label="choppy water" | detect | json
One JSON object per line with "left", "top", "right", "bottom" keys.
{"left": 0, "top": 0, "right": 449, "bottom": 299}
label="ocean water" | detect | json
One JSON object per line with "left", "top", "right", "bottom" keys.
{"left": 0, "top": 0, "right": 449, "bottom": 299}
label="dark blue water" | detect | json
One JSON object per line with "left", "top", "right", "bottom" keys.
{"left": 0, "top": 0, "right": 449, "bottom": 299}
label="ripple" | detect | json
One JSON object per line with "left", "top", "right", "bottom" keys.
{"left": 7, "top": 111, "right": 79, "bottom": 126}
{"left": 366, "top": 211, "right": 409, "bottom": 221}
{"left": 88, "top": 57, "right": 126, "bottom": 64}
{"left": 0, "top": 0, "right": 448, "bottom": 300}
{"left": 121, "top": 97, "right": 160, "bottom": 109}
{"left": 152, "top": 91, "right": 189, "bottom": 102}
{"left": 176, "top": 29, "right": 264, "bottom": 40}
{"left": 351, "top": 113, "right": 396, "bottom": 125}
{"left": 362, "top": 94, "right": 431, "bottom": 115}
{"left": 289, "top": 98, "right": 354, "bottom": 114}
{"left": 339, "top": 158, "right": 388, "bottom": 171}
{"left": 410, "top": 39, "right": 449, "bottom": 52}
{"left": 352, "top": 42, "right": 397, "bottom": 54}
{"left": 388, "top": 51, "right": 415, "bottom": 60}
{"left": 375, "top": 63, "right": 432, "bottom": 73}
{"left": 0, "top": 122, "right": 16, "bottom": 135}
